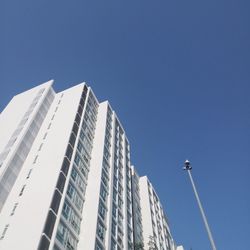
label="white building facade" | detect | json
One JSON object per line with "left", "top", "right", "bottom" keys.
{"left": 0, "top": 80, "right": 183, "bottom": 250}
{"left": 139, "top": 176, "right": 177, "bottom": 250}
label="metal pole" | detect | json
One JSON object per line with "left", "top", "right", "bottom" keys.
{"left": 184, "top": 160, "right": 217, "bottom": 250}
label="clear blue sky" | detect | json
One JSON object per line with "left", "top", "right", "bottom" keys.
{"left": 1, "top": 1, "right": 250, "bottom": 249}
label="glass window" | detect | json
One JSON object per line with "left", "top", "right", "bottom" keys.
{"left": 100, "top": 184, "right": 107, "bottom": 202}
{"left": 77, "top": 141, "right": 83, "bottom": 154}
{"left": 71, "top": 167, "right": 86, "bottom": 194}
{"left": 117, "top": 236, "right": 123, "bottom": 247}
{"left": 74, "top": 154, "right": 89, "bottom": 178}
{"left": 72, "top": 122, "right": 79, "bottom": 136}
{"left": 66, "top": 232, "right": 77, "bottom": 250}
{"left": 75, "top": 113, "right": 81, "bottom": 126}
{"left": 74, "top": 192, "right": 83, "bottom": 211}
{"left": 56, "top": 172, "right": 66, "bottom": 193}
{"left": 102, "top": 158, "right": 110, "bottom": 173}
{"left": 128, "top": 212, "right": 133, "bottom": 225}
{"left": 95, "top": 241, "right": 104, "bottom": 250}
{"left": 97, "top": 220, "right": 105, "bottom": 241}
{"left": 79, "top": 96, "right": 85, "bottom": 108}
{"left": 66, "top": 144, "right": 73, "bottom": 161}
{"left": 38, "top": 235, "right": 50, "bottom": 250}
{"left": 112, "top": 202, "right": 117, "bottom": 219}
{"left": 50, "top": 190, "right": 62, "bottom": 214}
{"left": 101, "top": 171, "right": 108, "bottom": 187}
{"left": 111, "top": 219, "right": 116, "bottom": 236}
{"left": 111, "top": 238, "right": 116, "bottom": 250}
{"left": 98, "top": 200, "right": 106, "bottom": 220}
{"left": 71, "top": 168, "right": 77, "bottom": 181}
{"left": 70, "top": 211, "right": 81, "bottom": 233}
{"left": 118, "top": 184, "right": 123, "bottom": 196}
{"left": 118, "top": 197, "right": 123, "bottom": 209}
{"left": 67, "top": 183, "right": 75, "bottom": 199}
{"left": 79, "top": 163, "right": 88, "bottom": 178}
{"left": 104, "top": 147, "right": 110, "bottom": 160}
{"left": 69, "top": 132, "right": 76, "bottom": 147}
{"left": 113, "top": 176, "right": 118, "bottom": 189}
{"left": 61, "top": 157, "right": 70, "bottom": 176}
{"left": 62, "top": 201, "right": 71, "bottom": 220}
{"left": 112, "top": 206, "right": 117, "bottom": 220}
{"left": 44, "top": 210, "right": 56, "bottom": 239}
{"left": 53, "top": 244, "right": 61, "bottom": 250}
{"left": 113, "top": 189, "right": 117, "bottom": 202}
{"left": 118, "top": 213, "right": 123, "bottom": 225}
{"left": 74, "top": 153, "right": 81, "bottom": 166}
{"left": 77, "top": 176, "right": 86, "bottom": 194}
{"left": 56, "top": 222, "right": 67, "bottom": 245}
{"left": 79, "top": 131, "right": 92, "bottom": 152}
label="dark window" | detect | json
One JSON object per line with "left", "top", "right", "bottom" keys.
{"left": 50, "top": 190, "right": 62, "bottom": 214}
{"left": 69, "top": 132, "right": 76, "bottom": 147}
{"left": 98, "top": 200, "right": 106, "bottom": 220}
{"left": 43, "top": 210, "right": 56, "bottom": 239}
{"left": 72, "top": 122, "right": 79, "bottom": 136}
{"left": 38, "top": 235, "right": 50, "bottom": 250}
{"left": 56, "top": 172, "right": 66, "bottom": 193}
{"left": 79, "top": 97, "right": 85, "bottom": 107}
{"left": 53, "top": 244, "right": 61, "bottom": 250}
{"left": 82, "top": 91, "right": 87, "bottom": 98}
{"left": 65, "top": 145, "right": 73, "bottom": 161}
{"left": 78, "top": 105, "right": 83, "bottom": 117}
{"left": 83, "top": 85, "right": 88, "bottom": 93}
{"left": 61, "top": 157, "right": 70, "bottom": 176}
{"left": 75, "top": 113, "right": 81, "bottom": 126}
{"left": 95, "top": 240, "right": 104, "bottom": 250}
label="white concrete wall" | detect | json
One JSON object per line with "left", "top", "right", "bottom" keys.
{"left": 0, "top": 80, "right": 53, "bottom": 183}
{"left": 139, "top": 176, "right": 178, "bottom": 250}
{"left": 0, "top": 80, "right": 53, "bottom": 154}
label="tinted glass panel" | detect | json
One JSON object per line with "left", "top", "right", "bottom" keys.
{"left": 38, "top": 235, "right": 50, "bottom": 250}
{"left": 72, "top": 123, "right": 79, "bottom": 136}
{"left": 83, "top": 85, "right": 88, "bottom": 93}
{"left": 75, "top": 113, "right": 81, "bottom": 126}
{"left": 50, "top": 189, "right": 62, "bottom": 214}
{"left": 56, "top": 172, "right": 66, "bottom": 193}
{"left": 65, "top": 145, "right": 73, "bottom": 161}
{"left": 44, "top": 210, "right": 56, "bottom": 239}
{"left": 69, "top": 132, "right": 76, "bottom": 147}
{"left": 61, "top": 157, "right": 70, "bottom": 176}
{"left": 78, "top": 105, "right": 83, "bottom": 116}
{"left": 79, "top": 97, "right": 85, "bottom": 107}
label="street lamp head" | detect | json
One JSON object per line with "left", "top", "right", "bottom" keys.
{"left": 184, "top": 159, "right": 192, "bottom": 170}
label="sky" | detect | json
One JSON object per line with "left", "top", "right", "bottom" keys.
{"left": 1, "top": 0, "right": 250, "bottom": 249}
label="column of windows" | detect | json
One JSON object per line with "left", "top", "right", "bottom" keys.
{"left": 110, "top": 120, "right": 127, "bottom": 250}
{"left": 95, "top": 106, "right": 112, "bottom": 250}
{"left": 131, "top": 169, "right": 143, "bottom": 248}
{"left": 125, "top": 140, "right": 133, "bottom": 249}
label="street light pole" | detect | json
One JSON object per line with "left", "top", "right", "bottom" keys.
{"left": 183, "top": 160, "right": 217, "bottom": 250}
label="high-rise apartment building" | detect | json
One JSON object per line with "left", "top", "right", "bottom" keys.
{"left": 0, "top": 80, "right": 183, "bottom": 250}
{"left": 130, "top": 166, "right": 143, "bottom": 248}
{"left": 139, "top": 176, "right": 176, "bottom": 250}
